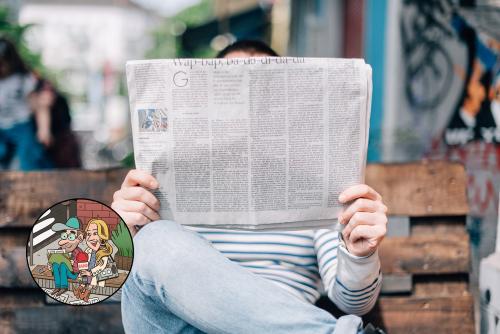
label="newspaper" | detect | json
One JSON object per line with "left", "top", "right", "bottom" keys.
{"left": 126, "top": 57, "right": 372, "bottom": 230}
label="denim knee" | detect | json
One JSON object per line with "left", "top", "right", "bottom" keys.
{"left": 131, "top": 220, "right": 197, "bottom": 281}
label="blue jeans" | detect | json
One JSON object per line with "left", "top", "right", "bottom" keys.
{"left": 0, "top": 121, "right": 52, "bottom": 170}
{"left": 122, "top": 220, "right": 364, "bottom": 334}
{"left": 52, "top": 262, "right": 78, "bottom": 289}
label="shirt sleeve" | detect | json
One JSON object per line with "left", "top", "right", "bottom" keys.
{"left": 314, "top": 229, "right": 382, "bottom": 316}
{"left": 23, "top": 74, "right": 37, "bottom": 96}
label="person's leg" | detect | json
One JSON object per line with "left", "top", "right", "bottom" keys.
{"left": 0, "top": 129, "right": 8, "bottom": 167}
{"left": 8, "top": 121, "right": 52, "bottom": 171}
{"left": 122, "top": 271, "right": 203, "bottom": 334}
{"left": 0, "top": 128, "right": 15, "bottom": 169}
{"left": 52, "top": 263, "right": 61, "bottom": 289}
{"left": 65, "top": 265, "right": 79, "bottom": 280}
{"left": 122, "top": 220, "right": 363, "bottom": 334}
{"left": 59, "top": 262, "right": 71, "bottom": 289}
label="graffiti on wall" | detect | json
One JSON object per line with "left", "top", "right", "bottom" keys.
{"left": 400, "top": 0, "right": 455, "bottom": 111}
{"left": 444, "top": 14, "right": 500, "bottom": 145}
{"left": 401, "top": 0, "right": 500, "bottom": 145}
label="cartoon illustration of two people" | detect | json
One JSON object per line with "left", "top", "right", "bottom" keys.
{"left": 48, "top": 217, "right": 115, "bottom": 302}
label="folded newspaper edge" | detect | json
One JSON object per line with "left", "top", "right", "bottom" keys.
{"left": 126, "top": 57, "right": 372, "bottom": 230}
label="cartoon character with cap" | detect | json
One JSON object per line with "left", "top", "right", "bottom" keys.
{"left": 47, "top": 217, "right": 87, "bottom": 297}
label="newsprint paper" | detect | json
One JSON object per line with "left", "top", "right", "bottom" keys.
{"left": 126, "top": 57, "right": 372, "bottom": 230}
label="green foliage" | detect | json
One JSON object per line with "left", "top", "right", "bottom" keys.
{"left": 0, "top": 6, "right": 48, "bottom": 77}
{"left": 175, "top": 0, "right": 214, "bottom": 27}
{"left": 146, "top": 0, "right": 215, "bottom": 59}
{"left": 111, "top": 220, "right": 134, "bottom": 257}
{"left": 121, "top": 152, "right": 135, "bottom": 168}
{"left": 145, "top": 20, "right": 179, "bottom": 59}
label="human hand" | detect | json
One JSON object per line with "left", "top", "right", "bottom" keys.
{"left": 37, "top": 128, "right": 53, "bottom": 147}
{"left": 338, "top": 184, "right": 388, "bottom": 257}
{"left": 80, "top": 269, "right": 92, "bottom": 276}
{"left": 37, "top": 89, "right": 55, "bottom": 109}
{"left": 111, "top": 169, "right": 161, "bottom": 236}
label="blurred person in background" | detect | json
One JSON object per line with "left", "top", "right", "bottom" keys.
{"left": 33, "top": 78, "right": 82, "bottom": 168}
{"left": 0, "top": 37, "right": 52, "bottom": 170}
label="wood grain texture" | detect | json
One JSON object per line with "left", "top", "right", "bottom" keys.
{"left": 1, "top": 303, "right": 123, "bottom": 334}
{"left": 413, "top": 279, "right": 469, "bottom": 297}
{"left": 31, "top": 264, "right": 127, "bottom": 289}
{"left": 0, "top": 247, "right": 35, "bottom": 288}
{"left": 364, "top": 295, "right": 475, "bottom": 334}
{"left": 0, "top": 161, "right": 469, "bottom": 227}
{"left": 365, "top": 161, "right": 469, "bottom": 216}
{"left": 379, "top": 231, "right": 470, "bottom": 275}
{"left": 0, "top": 169, "right": 128, "bottom": 228}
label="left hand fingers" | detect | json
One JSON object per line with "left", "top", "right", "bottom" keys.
{"left": 339, "top": 184, "right": 382, "bottom": 203}
{"left": 339, "top": 198, "right": 387, "bottom": 225}
{"left": 343, "top": 211, "right": 387, "bottom": 240}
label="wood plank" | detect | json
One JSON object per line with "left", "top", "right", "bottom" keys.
{"left": 413, "top": 278, "right": 469, "bottom": 297}
{"left": 364, "top": 295, "right": 475, "bottom": 334}
{"left": 0, "top": 289, "right": 45, "bottom": 308}
{"left": 0, "top": 247, "right": 36, "bottom": 288}
{"left": 0, "top": 161, "right": 469, "bottom": 227}
{"left": 31, "top": 264, "right": 127, "bottom": 289}
{"left": 365, "top": 161, "right": 469, "bottom": 216}
{"left": 1, "top": 303, "right": 123, "bottom": 334}
{"left": 379, "top": 231, "right": 470, "bottom": 275}
{"left": 0, "top": 168, "right": 128, "bottom": 228}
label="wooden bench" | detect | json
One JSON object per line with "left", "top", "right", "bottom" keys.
{"left": 0, "top": 162, "right": 474, "bottom": 332}
{"left": 30, "top": 264, "right": 128, "bottom": 296}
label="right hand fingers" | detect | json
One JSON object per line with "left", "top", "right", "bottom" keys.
{"left": 122, "top": 169, "right": 159, "bottom": 190}
{"left": 113, "top": 186, "right": 160, "bottom": 211}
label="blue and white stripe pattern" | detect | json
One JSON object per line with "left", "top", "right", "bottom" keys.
{"left": 189, "top": 227, "right": 382, "bottom": 315}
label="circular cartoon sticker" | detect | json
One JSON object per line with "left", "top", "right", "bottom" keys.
{"left": 26, "top": 198, "right": 134, "bottom": 305}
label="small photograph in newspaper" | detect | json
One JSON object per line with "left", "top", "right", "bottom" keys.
{"left": 138, "top": 108, "right": 168, "bottom": 132}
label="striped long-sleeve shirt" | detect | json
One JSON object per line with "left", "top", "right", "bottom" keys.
{"left": 188, "top": 227, "right": 382, "bottom": 316}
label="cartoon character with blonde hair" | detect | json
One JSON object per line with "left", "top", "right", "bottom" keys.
{"left": 75, "top": 219, "right": 114, "bottom": 301}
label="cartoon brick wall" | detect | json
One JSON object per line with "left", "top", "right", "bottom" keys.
{"left": 76, "top": 199, "right": 120, "bottom": 233}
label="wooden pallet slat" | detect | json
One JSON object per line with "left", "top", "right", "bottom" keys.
{"left": 365, "top": 295, "right": 475, "bottom": 334}
{"left": 379, "top": 232, "right": 470, "bottom": 275}
{"left": 0, "top": 169, "right": 128, "bottom": 228}
{"left": 365, "top": 161, "right": 469, "bottom": 216}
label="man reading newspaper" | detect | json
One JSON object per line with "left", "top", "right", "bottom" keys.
{"left": 113, "top": 40, "right": 387, "bottom": 334}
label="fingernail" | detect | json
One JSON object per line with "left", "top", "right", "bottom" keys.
{"left": 338, "top": 215, "right": 343, "bottom": 224}
{"left": 338, "top": 194, "right": 346, "bottom": 202}
{"left": 151, "top": 181, "right": 158, "bottom": 188}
